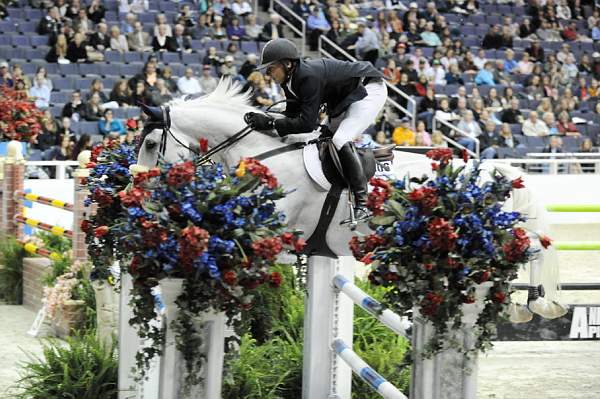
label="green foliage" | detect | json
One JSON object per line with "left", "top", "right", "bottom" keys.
{"left": 42, "top": 256, "right": 71, "bottom": 286}
{"left": 35, "top": 230, "right": 72, "bottom": 254}
{"left": 15, "top": 332, "right": 118, "bottom": 399}
{"left": 223, "top": 265, "right": 411, "bottom": 398}
{"left": 0, "top": 235, "right": 25, "bottom": 304}
{"left": 73, "top": 278, "right": 97, "bottom": 334}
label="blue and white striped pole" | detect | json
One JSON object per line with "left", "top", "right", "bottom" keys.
{"left": 333, "top": 274, "right": 410, "bottom": 337}
{"left": 333, "top": 338, "right": 407, "bottom": 399}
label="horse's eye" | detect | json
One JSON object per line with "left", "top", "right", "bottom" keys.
{"left": 145, "top": 140, "right": 158, "bottom": 149}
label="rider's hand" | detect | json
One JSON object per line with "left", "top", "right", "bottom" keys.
{"left": 244, "top": 112, "right": 274, "bottom": 131}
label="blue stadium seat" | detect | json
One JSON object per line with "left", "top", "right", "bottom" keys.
{"left": 0, "top": 21, "right": 14, "bottom": 34}
{"left": 203, "top": 40, "right": 223, "bottom": 51}
{"left": 79, "top": 63, "right": 101, "bottom": 76}
{"left": 113, "top": 108, "right": 128, "bottom": 119}
{"left": 7, "top": 8, "right": 25, "bottom": 19}
{"left": 127, "top": 108, "right": 141, "bottom": 118}
{"left": 240, "top": 41, "right": 257, "bottom": 54}
{"left": 181, "top": 52, "right": 199, "bottom": 65}
{"left": 30, "top": 35, "right": 49, "bottom": 47}
{"left": 28, "top": 149, "right": 43, "bottom": 161}
{"left": 75, "top": 77, "right": 95, "bottom": 90}
{"left": 104, "top": 51, "right": 123, "bottom": 63}
{"left": 120, "top": 64, "right": 142, "bottom": 76}
{"left": 79, "top": 121, "right": 100, "bottom": 135}
{"left": 25, "top": 8, "right": 43, "bottom": 20}
{"left": 59, "top": 63, "right": 79, "bottom": 76}
{"left": 162, "top": 52, "right": 180, "bottom": 63}
{"left": 11, "top": 36, "right": 29, "bottom": 47}
{"left": 50, "top": 92, "right": 70, "bottom": 104}
{"left": 53, "top": 77, "right": 74, "bottom": 91}
{"left": 123, "top": 52, "right": 143, "bottom": 63}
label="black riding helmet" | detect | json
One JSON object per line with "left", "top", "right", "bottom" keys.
{"left": 256, "top": 38, "right": 300, "bottom": 70}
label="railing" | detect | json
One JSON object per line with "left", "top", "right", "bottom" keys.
{"left": 432, "top": 116, "right": 480, "bottom": 158}
{"left": 269, "top": 0, "right": 306, "bottom": 56}
{"left": 317, "top": 35, "right": 416, "bottom": 128}
{"left": 27, "top": 160, "right": 79, "bottom": 179}
{"left": 493, "top": 158, "right": 600, "bottom": 174}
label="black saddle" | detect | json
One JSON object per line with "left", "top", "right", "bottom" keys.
{"left": 317, "top": 127, "right": 395, "bottom": 187}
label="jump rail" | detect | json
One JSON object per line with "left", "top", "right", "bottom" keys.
{"left": 15, "top": 214, "right": 74, "bottom": 238}
{"left": 15, "top": 190, "right": 74, "bottom": 211}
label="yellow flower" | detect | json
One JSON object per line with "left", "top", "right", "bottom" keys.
{"left": 235, "top": 161, "right": 246, "bottom": 177}
{"left": 107, "top": 275, "right": 115, "bottom": 286}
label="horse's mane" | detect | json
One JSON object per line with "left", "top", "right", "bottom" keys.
{"left": 170, "top": 78, "right": 253, "bottom": 111}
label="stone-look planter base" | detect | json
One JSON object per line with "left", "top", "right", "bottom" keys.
{"left": 92, "top": 281, "right": 119, "bottom": 347}
{"left": 53, "top": 299, "right": 86, "bottom": 339}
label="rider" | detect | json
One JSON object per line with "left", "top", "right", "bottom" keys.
{"left": 244, "top": 38, "right": 387, "bottom": 223}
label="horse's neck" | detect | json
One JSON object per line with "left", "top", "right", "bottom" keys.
{"left": 174, "top": 104, "right": 283, "bottom": 168}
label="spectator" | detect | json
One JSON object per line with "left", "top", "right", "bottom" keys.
{"left": 239, "top": 53, "right": 258, "bottom": 79}
{"left": 431, "top": 130, "right": 447, "bottom": 147}
{"left": 522, "top": 111, "right": 549, "bottom": 136}
{"left": 455, "top": 110, "right": 481, "bottom": 152}
{"left": 127, "top": 21, "right": 152, "bottom": 52}
{"left": 82, "top": 92, "right": 104, "bottom": 121}
{"left": 71, "top": 134, "right": 93, "bottom": 160}
{"left": 120, "top": 0, "right": 149, "bottom": 15}
{"left": 89, "top": 22, "right": 110, "bottom": 53}
{"left": 99, "top": 109, "right": 125, "bottom": 136}
{"left": 516, "top": 52, "right": 534, "bottom": 75}
{"left": 419, "top": 21, "right": 442, "bottom": 47}
{"left": 226, "top": 17, "right": 246, "bottom": 41}
{"left": 501, "top": 25, "right": 513, "bottom": 48}
{"left": 500, "top": 98, "right": 524, "bottom": 124}
{"left": 526, "top": 40, "right": 545, "bottom": 63}
{"left": 73, "top": 8, "right": 93, "bottom": 35}
{"left": 203, "top": 46, "right": 222, "bottom": 68}
{"left": 503, "top": 49, "right": 518, "bottom": 74}
{"left": 173, "top": 24, "right": 192, "bottom": 53}
{"left": 199, "top": 64, "right": 218, "bottom": 94}
{"left": 149, "top": 79, "right": 173, "bottom": 106}
{"left": 120, "top": 13, "right": 137, "bottom": 34}
{"left": 417, "top": 87, "right": 437, "bottom": 129}
{"left": 526, "top": 75, "right": 544, "bottom": 99}
{"left": 85, "top": 78, "right": 109, "bottom": 103}
{"left": 479, "top": 120, "right": 501, "bottom": 159}
{"left": 110, "top": 25, "right": 129, "bottom": 53}
{"left": 435, "top": 97, "right": 459, "bottom": 124}
{"left": 0, "top": 61, "right": 12, "bottom": 87}
{"left": 340, "top": 0, "right": 359, "bottom": 20}
{"left": 351, "top": 20, "right": 379, "bottom": 65}
{"left": 579, "top": 53, "right": 593, "bottom": 74}
{"left": 225, "top": 42, "right": 244, "bottom": 64}
{"left": 497, "top": 123, "right": 522, "bottom": 149}
{"left": 161, "top": 66, "right": 178, "bottom": 94}
{"left": 427, "top": 60, "right": 446, "bottom": 85}
{"left": 475, "top": 62, "right": 496, "bottom": 86}
{"left": 414, "top": 120, "right": 432, "bottom": 146}
{"left": 593, "top": 20, "right": 600, "bottom": 41}
{"left": 557, "top": 111, "right": 579, "bottom": 136}
{"left": 153, "top": 14, "right": 172, "bottom": 37}
{"left": 219, "top": 55, "right": 238, "bottom": 79}
{"left": 245, "top": 14, "right": 263, "bottom": 41}
{"left": 383, "top": 59, "right": 401, "bottom": 85}
{"left": 543, "top": 135, "right": 563, "bottom": 153}
{"left": 65, "top": 0, "right": 82, "bottom": 20}
{"left": 178, "top": 67, "right": 202, "bottom": 95}
{"left": 45, "top": 33, "right": 69, "bottom": 63}
{"left": 152, "top": 24, "right": 177, "bottom": 52}
{"left": 45, "top": 134, "right": 74, "bottom": 161}
{"left": 38, "top": 6, "right": 63, "bottom": 36}
{"left": 62, "top": 90, "right": 84, "bottom": 119}
{"left": 231, "top": 0, "right": 252, "bottom": 17}
{"left": 110, "top": 80, "right": 132, "bottom": 107}
{"left": 261, "top": 13, "right": 284, "bottom": 41}
{"left": 251, "top": 78, "right": 274, "bottom": 109}
{"left": 307, "top": 6, "right": 331, "bottom": 52}
{"left": 473, "top": 48, "right": 487, "bottom": 71}
{"left": 500, "top": 86, "right": 516, "bottom": 109}
{"left": 392, "top": 117, "right": 416, "bottom": 146}
{"left": 482, "top": 25, "right": 503, "bottom": 49}
{"left": 208, "top": 15, "right": 227, "bottom": 40}
{"left": 131, "top": 80, "right": 150, "bottom": 106}
{"left": 66, "top": 33, "right": 89, "bottom": 63}
{"left": 10, "top": 65, "right": 31, "bottom": 90}
{"left": 542, "top": 112, "right": 560, "bottom": 135}
{"left": 87, "top": 0, "right": 105, "bottom": 24}
{"left": 29, "top": 75, "right": 51, "bottom": 109}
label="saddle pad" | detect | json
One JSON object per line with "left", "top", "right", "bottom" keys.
{"left": 303, "top": 143, "right": 332, "bottom": 191}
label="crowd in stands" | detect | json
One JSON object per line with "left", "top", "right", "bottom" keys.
{"left": 0, "top": 0, "right": 598, "bottom": 171}
{"left": 304, "top": 0, "right": 599, "bottom": 160}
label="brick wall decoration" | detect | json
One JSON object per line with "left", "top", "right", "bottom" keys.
{"left": 22, "top": 257, "right": 51, "bottom": 311}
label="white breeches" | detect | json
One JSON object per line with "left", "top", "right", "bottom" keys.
{"left": 330, "top": 81, "right": 388, "bottom": 150}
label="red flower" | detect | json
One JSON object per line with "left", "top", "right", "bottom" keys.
{"left": 539, "top": 235, "right": 552, "bottom": 249}
{"left": 242, "top": 158, "right": 279, "bottom": 189}
{"left": 80, "top": 219, "right": 91, "bottom": 233}
{"left": 408, "top": 187, "right": 438, "bottom": 212}
{"left": 511, "top": 177, "right": 525, "bottom": 189}
{"left": 361, "top": 252, "right": 373, "bottom": 264}
{"left": 166, "top": 161, "right": 195, "bottom": 187}
{"left": 462, "top": 149, "right": 469, "bottom": 163}
{"left": 366, "top": 178, "right": 392, "bottom": 216}
{"left": 425, "top": 148, "right": 454, "bottom": 165}
{"left": 492, "top": 291, "right": 506, "bottom": 303}
{"left": 119, "top": 187, "right": 149, "bottom": 207}
{"left": 223, "top": 271, "right": 237, "bottom": 285}
{"left": 130, "top": 256, "right": 140, "bottom": 274}
{"left": 293, "top": 238, "right": 306, "bottom": 253}
{"left": 280, "top": 232, "right": 294, "bottom": 245}
{"left": 513, "top": 227, "right": 528, "bottom": 240}
{"left": 479, "top": 270, "right": 491, "bottom": 283}
{"left": 428, "top": 217, "right": 458, "bottom": 251}
{"left": 92, "top": 188, "right": 113, "bottom": 206}
{"left": 364, "top": 233, "right": 386, "bottom": 252}
{"left": 423, "top": 263, "right": 433, "bottom": 270}
{"left": 199, "top": 137, "right": 209, "bottom": 153}
{"left": 269, "top": 272, "right": 283, "bottom": 287}
{"left": 179, "top": 226, "right": 210, "bottom": 270}
{"left": 94, "top": 226, "right": 109, "bottom": 237}
{"left": 86, "top": 162, "right": 97, "bottom": 169}
{"left": 349, "top": 236, "right": 363, "bottom": 259}
{"left": 431, "top": 162, "right": 439, "bottom": 171}
{"left": 420, "top": 291, "right": 444, "bottom": 316}
{"left": 251, "top": 237, "right": 283, "bottom": 260}
{"left": 148, "top": 168, "right": 161, "bottom": 177}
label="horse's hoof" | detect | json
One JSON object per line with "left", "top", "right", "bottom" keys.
{"left": 528, "top": 298, "right": 569, "bottom": 319}
{"left": 507, "top": 303, "right": 533, "bottom": 324}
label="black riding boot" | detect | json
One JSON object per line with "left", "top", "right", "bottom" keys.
{"left": 338, "top": 142, "right": 371, "bottom": 223}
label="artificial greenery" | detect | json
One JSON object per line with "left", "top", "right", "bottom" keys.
{"left": 0, "top": 234, "right": 25, "bottom": 304}
{"left": 35, "top": 230, "right": 72, "bottom": 254}
{"left": 223, "top": 264, "right": 411, "bottom": 398}
{"left": 15, "top": 332, "right": 118, "bottom": 399}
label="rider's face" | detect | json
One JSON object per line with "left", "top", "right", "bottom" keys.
{"left": 266, "top": 62, "right": 286, "bottom": 84}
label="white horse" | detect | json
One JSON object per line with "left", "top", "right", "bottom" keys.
{"left": 134, "top": 79, "right": 565, "bottom": 318}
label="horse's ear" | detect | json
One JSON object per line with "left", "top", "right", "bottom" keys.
{"left": 140, "top": 103, "right": 164, "bottom": 123}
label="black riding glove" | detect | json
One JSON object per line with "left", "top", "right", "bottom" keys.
{"left": 244, "top": 112, "right": 275, "bottom": 131}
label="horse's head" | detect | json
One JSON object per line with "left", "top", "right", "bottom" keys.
{"left": 135, "top": 103, "right": 200, "bottom": 168}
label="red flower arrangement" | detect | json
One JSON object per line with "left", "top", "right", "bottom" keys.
{"left": 0, "top": 87, "right": 44, "bottom": 143}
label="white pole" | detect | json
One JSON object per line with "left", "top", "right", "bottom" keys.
{"left": 118, "top": 272, "right": 139, "bottom": 399}
{"left": 203, "top": 312, "right": 226, "bottom": 399}
{"left": 333, "top": 338, "right": 407, "bottom": 399}
{"left": 333, "top": 274, "right": 410, "bottom": 337}
{"left": 302, "top": 256, "right": 354, "bottom": 399}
